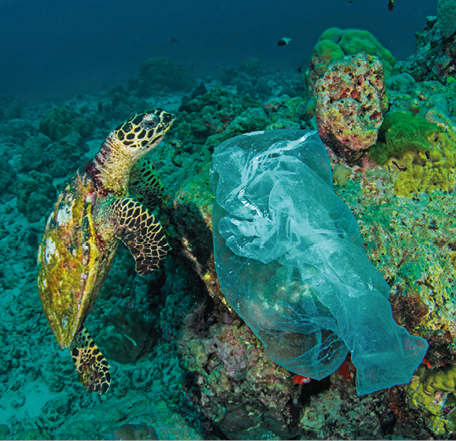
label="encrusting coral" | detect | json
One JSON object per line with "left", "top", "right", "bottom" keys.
{"left": 369, "top": 111, "right": 456, "bottom": 196}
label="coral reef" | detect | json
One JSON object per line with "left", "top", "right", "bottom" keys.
{"left": 20, "top": 131, "right": 89, "bottom": 178}
{"left": 114, "top": 423, "right": 158, "bottom": 440}
{"left": 4, "top": 29, "right": 456, "bottom": 438}
{"left": 336, "top": 169, "right": 456, "bottom": 370}
{"left": 179, "top": 309, "right": 300, "bottom": 439}
{"left": 406, "top": 13, "right": 456, "bottom": 83}
{"left": 407, "top": 364, "right": 456, "bottom": 435}
{"left": 0, "top": 161, "right": 17, "bottom": 200}
{"left": 97, "top": 308, "right": 158, "bottom": 364}
{"left": 315, "top": 52, "right": 387, "bottom": 165}
{"left": 98, "top": 85, "right": 150, "bottom": 121}
{"left": 44, "top": 390, "right": 200, "bottom": 440}
{"left": 369, "top": 112, "right": 444, "bottom": 164}
{"left": 168, "top": 85, "right": 308, "bottom": 162}
{"left": 16, "top": 171, "right": 56, "bottom": 223}
{"left": 39, "top": 106, "right": 96, "bottom": 141}
{"left": 438, "top": 0, "right": 456, "bottom": 39}
{"left": 128, "top": 57, "right": 196, "bottom": 97}
{"left": 0, "top": 96, "right": 21, "bottom": 122}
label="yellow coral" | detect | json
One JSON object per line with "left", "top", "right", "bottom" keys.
{"left": 406, "top": 364, "right": 456, "bottom": 435}
{"left": 333, "top": 164, "right": 352, "bottom": 186}
{"left": 387, "top": 130, "right": 456, "bottom": 197}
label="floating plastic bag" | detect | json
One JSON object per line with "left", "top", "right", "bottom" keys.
{"left": 210, "top": 129, "right": 428, "bottom": 395}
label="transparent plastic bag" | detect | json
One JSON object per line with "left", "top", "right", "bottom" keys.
{"left": 210, "top": 129, "right": 428, "bottom": 395}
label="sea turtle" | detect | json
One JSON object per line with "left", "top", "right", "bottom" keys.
{"left": 37, "top": 109, "right": 175, "bottom": 394}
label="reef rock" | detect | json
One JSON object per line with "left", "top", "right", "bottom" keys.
{"left": 408, "top": 14, "right": 456, "bottom": 83}
{"left": 306, "top": 27, "right": 396, "bottom": 99}
{"left": 315, "top": 52, "right": 388, "bottom": 165}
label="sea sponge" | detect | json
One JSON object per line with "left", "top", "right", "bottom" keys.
{"left": 332, "top": 164, "right": 352, "bottom": 186}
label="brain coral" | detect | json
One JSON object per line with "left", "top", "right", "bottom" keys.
{"left": 306, "top": 27, "right": 396, "bottom": 98}
{"left": 315, "top": 52, "right": 387, "bottom": 165}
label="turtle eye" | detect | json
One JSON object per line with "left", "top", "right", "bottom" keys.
{"left": 141, "top": 114, "right": 160, "bottom": 130}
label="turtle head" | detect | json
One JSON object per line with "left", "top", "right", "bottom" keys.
{"left": 84, "top": 109, "right": 175, "bottom": 196}
{"left": 113, "top": 108, "right": 175, "bottom": 154}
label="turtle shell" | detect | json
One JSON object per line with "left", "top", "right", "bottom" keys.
{"left": 37, "top": 173, "right": 118, "bottom": 350}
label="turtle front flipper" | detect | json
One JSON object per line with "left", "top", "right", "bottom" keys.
{"left": 129, "top": 157, "right": 165, "bottom": 210}
{"left": 71, "top": 327, "right": 111, "bottom": 394}
{"left": 108, "top": 198, "right": 170, "bottom": 275}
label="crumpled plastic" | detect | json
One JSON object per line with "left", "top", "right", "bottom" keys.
{"left": 210, "top": 129, "right": 428, "bottom": 395}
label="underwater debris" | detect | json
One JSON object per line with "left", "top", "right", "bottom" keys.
{"left": 211, "top": 129, "right": 428, "bottom": 395}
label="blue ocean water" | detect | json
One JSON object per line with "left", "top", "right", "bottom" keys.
{"left": 0, "top": 0, "right": 435, "bottom": 102}
{"left": 3, "top": 0, "right": 456, "bottom": 439}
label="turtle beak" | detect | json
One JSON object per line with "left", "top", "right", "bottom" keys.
{"left": 162, "top": 111, "right": 176, "bottom": 127}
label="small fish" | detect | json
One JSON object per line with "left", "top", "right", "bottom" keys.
{"left": 348, "top": 0, "right": 354, "bottom": 3}
{"left": 169, "top": 37, "right": 178, "bottom": 43}
{"left": 297, "top": 66, "right": 303, "bottom": 73}
{"left": 277, "top": 37, "right": 292, "bottom": 46}
{"left": 387, "top": 0, "right": 394, "bottom": 11}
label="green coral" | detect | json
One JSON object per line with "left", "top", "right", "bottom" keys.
{"left": 407, "top": 364, "right": 456, "bottom": 435}
{"left": 369, "top": 112, "right": 443, "bottom": 165}
{"left": 312, "top": 39, "right": 345, "bottom": 74}
{"left": 368, "top": 112, "right": 456, "bottom": 196}
{"left": 313, "top": 27, "right": 396, "bottom": 76}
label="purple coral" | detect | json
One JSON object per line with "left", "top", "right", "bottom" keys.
{"left": 315, "top": 52, "right": 387, "bottom": 165}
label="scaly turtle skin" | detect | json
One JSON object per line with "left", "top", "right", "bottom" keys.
{"left": 37, "top": 109, "right": 175, "bottom": 394}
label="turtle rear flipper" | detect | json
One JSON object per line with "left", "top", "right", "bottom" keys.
{"left": 111, "top": 198, "right": 170, "bottom": 275}
{"left": 71, "top": 328, "right": 111, "bottom": 395}
{"left": 129, "top": 157, "right": 165, "bottom": 210}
